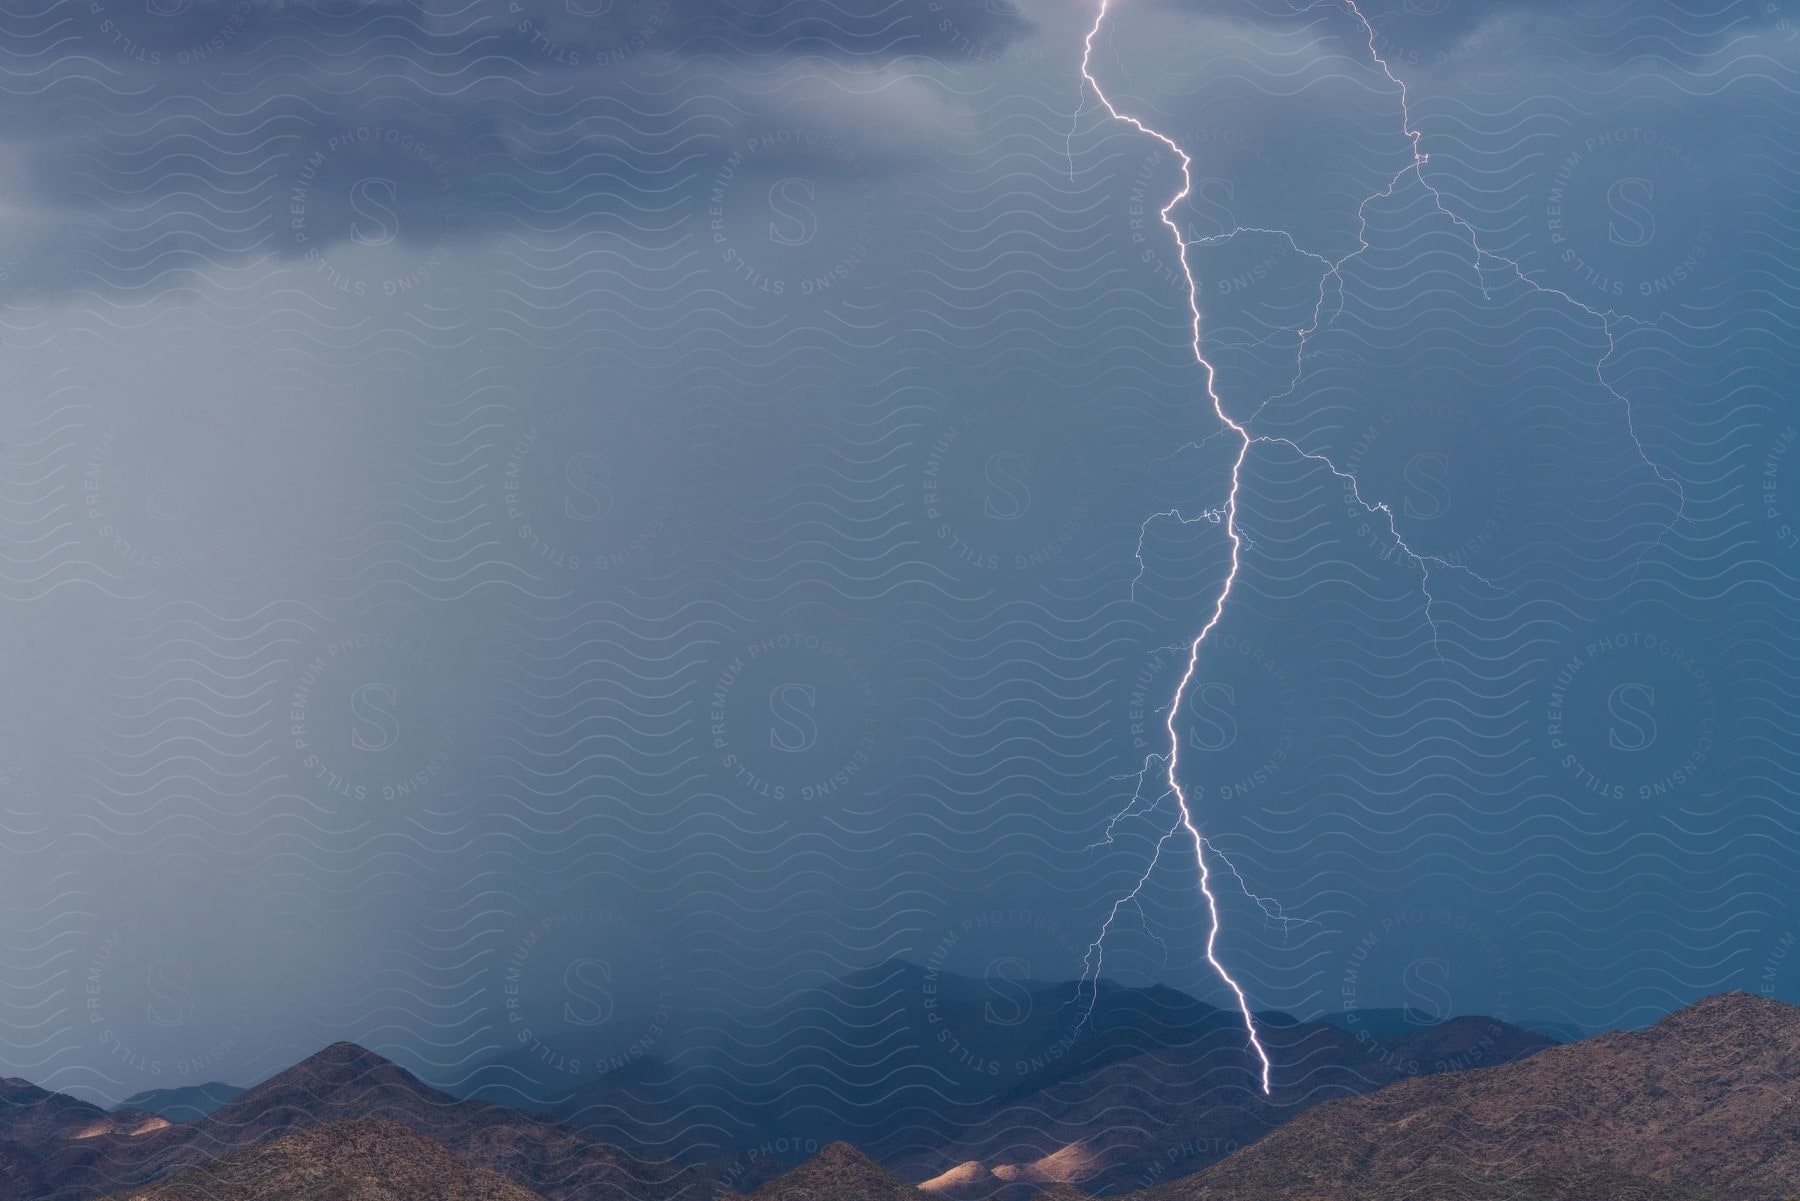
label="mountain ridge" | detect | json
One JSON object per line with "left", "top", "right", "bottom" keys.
{"left": 4, "top": 989, "right": 1791, "bottom": 1201}
{"left": 0, "top": 1039, "right": 688, "bottom": 1201}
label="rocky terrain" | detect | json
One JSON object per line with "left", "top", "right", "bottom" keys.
{"left": 1140, "top": 992, "right": 1800, "bottom": 1201}
{"left": 0, "top": 1077, "right": 171, "bottom": 1197}
{"left": 94, "top": 1118, "right": 551, "bottom": 1201}
{"left": 720, "top": 1142, "right": 927, "bottom": 1201}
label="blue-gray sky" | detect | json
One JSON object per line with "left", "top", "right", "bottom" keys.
{"left": 0, "top": 0, "right": 1797, "bottom": 1109}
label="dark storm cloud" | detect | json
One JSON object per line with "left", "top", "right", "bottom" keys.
{"left": 51, "top": 0, "right": 1032, "bottom": 66}
{"left": 500, "top": 0, "right": 1032, "bottom": 62}
{"left": 0, "top": 0, "right": 1023, "bottom": 296}
{"left": 0, "top": 0, "right": 1015, "bottom": 297}
{"left": 1163, "top": 0, "right": 1781, "bottom": 64}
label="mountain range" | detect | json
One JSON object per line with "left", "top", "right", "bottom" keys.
{"left": 0, "top": 979, "right": 1791, "bottom": 1201}
{"left": 457, "top": 958, "right": 1552, "bottom": 1183}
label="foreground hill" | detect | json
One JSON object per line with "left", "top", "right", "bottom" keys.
{"left": 1143, "top": 992, "right": 1799, "bottom": 1201}
{"left": 0, "top": 1079, "right": 171, "bottom": 1197}
{"left": 0, "top": 1078, "right": 168, "bottom": 1143}
{"left": 732, "top": 1142, "right": 1101, "bottom": 1201}
{"left": 97, "top": 1118, "right": 549, "bottom": 1201}
{"left": 1, "top": 1042, "right": 687, "bottom": 1201}
{"left": 722, "top": 1141, "right": 932, "bottom": 1201}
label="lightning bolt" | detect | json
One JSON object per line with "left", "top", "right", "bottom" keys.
{"left": 1074, "top": 0, "right": 1274, "bottom": 1095}
{"left": 1073, "top": 0, "right": 1683, "bottom": 1097}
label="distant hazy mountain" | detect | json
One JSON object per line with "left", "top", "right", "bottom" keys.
{"left": 458, "top": 958, "right": 1555, "bottom": 1189}
{"left": 1516, "top": 1019, "right": 1592, "bottom": 1044}
{"left": 466, "top": 959, "right": 1291, "bottom": 1161}
{"left": 113, "top": 1082, "right": 244, "bottom": 1122}
{"left": 95, "top": 1118, "right": 550, "bottom": 1201}
{"left": 1313, "top": 1006, "right": 1447, "bottom": 1040}
{"left": 1316, "top": 1006, "right": 1587, "bottom": 1046}
{"left": 1140, "top": 992, "right": 1800, "bottom": 1201}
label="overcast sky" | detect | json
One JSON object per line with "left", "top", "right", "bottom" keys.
{"left": 1, "top": 0, "right": 1797, "bottom": 1105}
